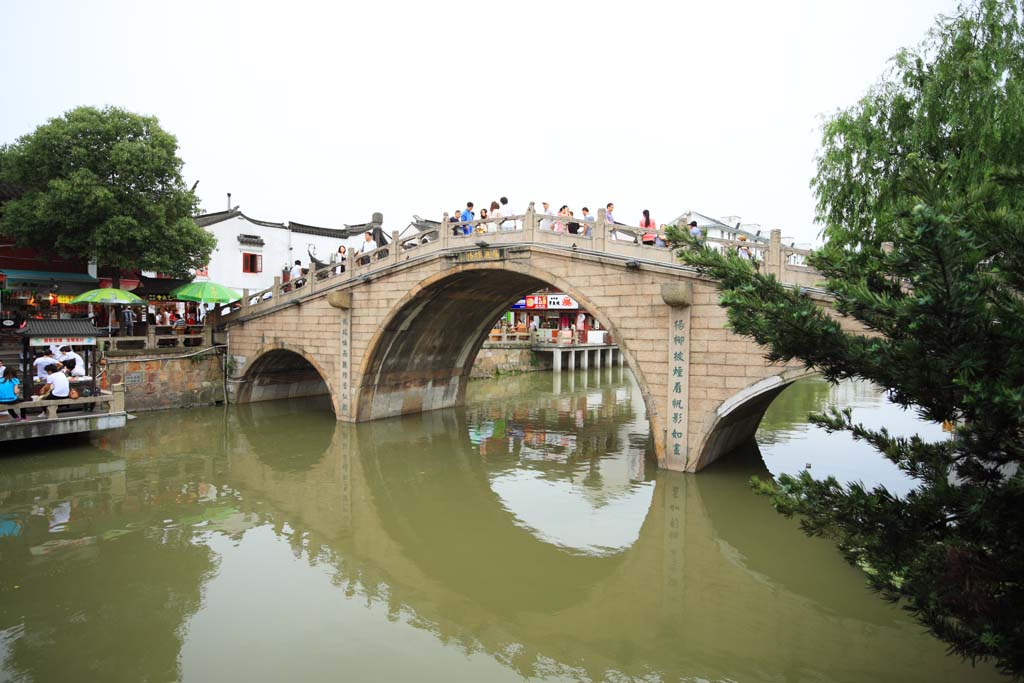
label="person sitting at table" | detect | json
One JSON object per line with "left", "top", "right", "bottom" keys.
{"left": 40, "top": 363, "right": 71, "bottom": 402}
{"left": 0, "top": 367, "right": 26, "bottom": 421}
{"left": 172, "top": 313, "right": 187, "bottom": 334}
{"left": 58, "top": 346, "right": 86, "bottom": 378}
{"left": 33, "top": 349, "right": 58, "bottom": 380}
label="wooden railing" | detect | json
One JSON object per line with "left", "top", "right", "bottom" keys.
{"left": 219, "top": 205, "right": 822, "bottom": 323}
{"left": 3, "top": 383, "right": 126, "bottom": 421}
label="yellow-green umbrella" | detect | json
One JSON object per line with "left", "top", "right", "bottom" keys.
{"left": 170, "top": 281, "right": 240, "bottom": 304}
{"left": 69, "top": 288, "right": 144, "bottom": 335}
{"left": 69, "top": 287, "right": 144, "bottom": 305}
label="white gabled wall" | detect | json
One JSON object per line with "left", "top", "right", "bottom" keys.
{"left": 195, "top": 216, "right": 357, "bottom": 293}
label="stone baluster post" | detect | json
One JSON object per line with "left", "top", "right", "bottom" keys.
{"left": 392, "top": 230, "right": 401, "bottom": 265}
{"left": 146, "top": 325, "right": 156, "bottom": 350}
{"left": 595, "top": 208, "right": 608, "bottom": 252}
{"left": 441, "top": 213, "right": 450, "bottom": 250}
{"left": 308, "top": 260, "right": 318, "bottom": 293}
{"left": 523, "top": 202, "right": 537, "bottom": 243}
{"left": 272, "top": 276, "right": 281, "bottom": 300}
{"left": 242, "top": 289, "right": 250, "bottom": 314}
{"left": 768, "top": 229, "right": 783, "bottom": 281}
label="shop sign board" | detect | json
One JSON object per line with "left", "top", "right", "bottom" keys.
{"left": 29, "top": 336, "right": 97, "bottom": 347}
{"left": 544, "top": 294, "right": 578, "bottom": 309}
{"left": 520, "top": 293, "right": 579, "bottom": 310}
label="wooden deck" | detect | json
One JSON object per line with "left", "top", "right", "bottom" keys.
{"left": 0, "top": 384, "right": 127, "bottom": 443}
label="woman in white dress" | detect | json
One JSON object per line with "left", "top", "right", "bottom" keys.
{"left": 489, "top": 201, "right": 502, "bottom": 233}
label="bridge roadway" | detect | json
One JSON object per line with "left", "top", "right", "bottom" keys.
{"left": 218, "top": 205, "right": 859, "bottom": 472}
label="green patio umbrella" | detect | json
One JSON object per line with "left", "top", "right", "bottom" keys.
{"left": 69, "top": 287, "right": 144, "bottom": 305}
{"left": 69, "top": 287, "right": 145, "bottom": 335}
{"left": 170, "top": 281, "right": 241, "bottom": 304}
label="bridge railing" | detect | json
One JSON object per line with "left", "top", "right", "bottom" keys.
{"left": 219, "top": 207, "right": 823, "bottom": 323}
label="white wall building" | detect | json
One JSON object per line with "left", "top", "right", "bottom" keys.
{"left": 193, "top": 210, "right": 367, "bottom": 293}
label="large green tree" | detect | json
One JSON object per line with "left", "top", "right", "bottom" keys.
{"left": 670, "top": 0, "right": 1023, "bottom": 677}
{"left": 0, "top": 106, "right": 215, "bottom": 286}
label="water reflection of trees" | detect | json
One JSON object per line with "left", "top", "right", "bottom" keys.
{"left": 756, "top": 377, "right": 884, "bottom": 445}
{"left": 463, "top": 369, "right": 653, "bottom": 499}
{"left": 0, "top": 444, "right": 227, "bottom": 683}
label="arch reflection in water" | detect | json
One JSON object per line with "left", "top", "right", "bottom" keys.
{"left": 756, "top": 377, "right": 948, "bottom": 496}
{"left": 0, "top": 373, "right": 999, "bottom": 682}
{"left": 463, "top": 367, "right": 654, "bottom": 556}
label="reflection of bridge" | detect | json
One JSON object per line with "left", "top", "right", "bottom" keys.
{"left": 219, "top": 206, "right": 864, "bottom": 472}
{"left": 0, "top": 393, "right": 991, "bottom": 683}
{"left": 218, "top": 406, "right": 975, "bottom": 682}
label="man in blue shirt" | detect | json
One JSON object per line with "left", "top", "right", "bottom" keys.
{"left": 460, "top": 202, "right": 474, "bottom": 235}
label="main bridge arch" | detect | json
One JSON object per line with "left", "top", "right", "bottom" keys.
{"left": 357, "top": 262, "right": 656, "bottom": 427}
{"left": 224, "top": 243, "right": 861, "bottom": 472}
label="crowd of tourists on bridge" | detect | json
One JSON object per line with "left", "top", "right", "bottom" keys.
{"left": 445, "top": 198, "right": 715, "bottom": 251}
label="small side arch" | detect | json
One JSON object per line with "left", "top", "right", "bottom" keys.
{"left": 235, "top": 343, "right": 339, "bottom": 415}
{"left": 690, "top": 367, "right": 819, "bottom": 471}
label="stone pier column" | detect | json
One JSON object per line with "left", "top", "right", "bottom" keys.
{"left": 523, "top": 202, "right": 537, "bottom": 242}
{"left": 568, "top": 349, "right": 576, "bottom": 371}
{"left": 594, "top": 208, "right": 608, "bottom": 251}
{"left": 661, "top": 282, "right": 693, "bottom": 471}
{"left": 767, "top": 229, "right": 784, "bottom": 280}
{"left": 581, "top": 348, "right": 589, "bottom": 370}
{"left": 594, "top": 346, "right": 602, "bottom": 370}
{"left": 552, "top": 349, "right": 562, "bottom": 372}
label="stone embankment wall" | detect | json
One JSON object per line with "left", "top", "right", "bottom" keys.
{"left": 104, "top": 347, "right": 225, "bottom": 412}
{"left": 470, "top": 342, "right": 550, "bottom": 379}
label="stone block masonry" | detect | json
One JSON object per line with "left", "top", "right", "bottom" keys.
{"left": 104, "top": 347, "right": 225, "bottom": 412}
{"left": 224, "top": 238, "right": 866, "bottom": 473}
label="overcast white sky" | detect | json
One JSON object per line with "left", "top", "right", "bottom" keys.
{"left": 2, "top": 0, "right": 958, "bottom": 244}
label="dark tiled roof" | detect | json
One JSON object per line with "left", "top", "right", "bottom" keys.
{"left": 194, "top": 209, "right": 242, "bottom": 227}
{"left": 241, "top": 213, "right": 286, "bottom": 229}
{"left": 19, "top": 319, "right": 100, "bottom": 337}
{"left": 288, "top": 222, "right": 353, "bottom": 239}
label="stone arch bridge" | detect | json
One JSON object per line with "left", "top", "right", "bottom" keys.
{"left": 218, "top": 207, "right": 856, "bottom": 472}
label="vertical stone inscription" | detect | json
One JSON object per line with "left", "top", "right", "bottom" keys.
{"left": 666, "top": 304, "right": 691, "bottom": 470}
{"left": 661, "top": 474, "right": 686, "bottom": 614}
{"left": 339, "top": 310, "right": 351, "bottom": 418}
{"left": 337, "top": 424, "right": 352, "bottom": 532}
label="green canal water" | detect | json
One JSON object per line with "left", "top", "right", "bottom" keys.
{"left": 0, "top": 370, "right": 999, "bottom": 682}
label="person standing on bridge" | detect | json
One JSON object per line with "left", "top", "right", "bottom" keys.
{"left": 605, "top": 202, "right": 615, "bottom": 225}
{"left": 581, "top": 207, "right": 595, "bottom": 236}
{"left": 539, "top": 202, "right": 553, "bottom": 231}
{"left": 489, "top": 200, "right": 501, "bottom": 232}
{"left": 359, "top": 231, "right": 377, "bottom": 265}
{"left": 499, "top": 196, "right": 515, "bottom": 231}
{"left": 640, "top": 209, "right": 657, "bottom": 245}
{"left": 290, "top": 260, "right": 303, "bottom": 289}
{"left": 335, "top": 245, "right": 347, "bottom": 274}
{"left": 460, "top": 202, "right": 475, "bottom": 235}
